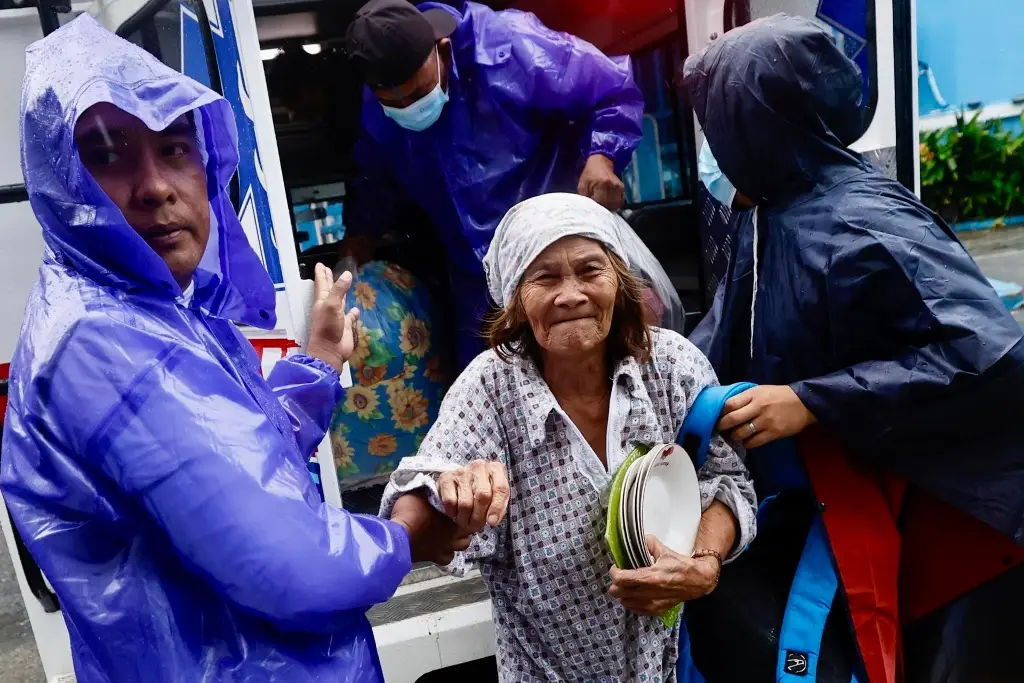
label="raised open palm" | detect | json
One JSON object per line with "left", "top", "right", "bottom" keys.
{"left": 306, "top": 263, "right": 360, "bottom": 373}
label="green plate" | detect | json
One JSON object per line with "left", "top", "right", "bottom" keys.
{"left": 605, "top": 444, "right": 682, "bottom": 628}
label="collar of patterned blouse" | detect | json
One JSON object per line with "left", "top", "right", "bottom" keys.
{"left": 513, "top": 352, "right": 652, "bottom": 458}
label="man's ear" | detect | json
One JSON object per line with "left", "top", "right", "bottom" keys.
{"left": 439, "top": 38, "right": 453, "bottom": 64}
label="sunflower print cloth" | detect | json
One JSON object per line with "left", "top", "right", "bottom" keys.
{"left": 330, "top": 261, "right": 450, "bottom": 491}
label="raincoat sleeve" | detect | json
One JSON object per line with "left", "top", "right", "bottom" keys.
{"left": 659, "top": 330, "right": 757, "bottom": 559}
{"left": 43, "top": 316, "right": 412, "bottom": 633}
{"left": 378, "top": 354, "right": 510, "bottom": 575}
{"left": 264, "top": 353, "right": 343, "bottom": 459}
{"left": 502, "top": 11, "right": 644, "bottom": 172}
{"left": 791, "top": 226, "right": 1023, "bottom": 452}
{"left": 343, "top": 104, "right": 409, "bottom": 239}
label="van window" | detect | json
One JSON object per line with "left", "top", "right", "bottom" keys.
{"left": 742, "top": 0, "right": 877, "bottom": 114}
{"left": 622, "top": 41, "right": 690, "bottom": 206}
{"left": 120, "top": 0, "right": 186, "bottom": 73}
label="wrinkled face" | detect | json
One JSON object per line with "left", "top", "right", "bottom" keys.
{"left": 519, "top": 236, "right": 619, "bottom": 358}
{"left": 373, "top": 38, "right": 451, "bottom": 109}
{"left": 75, "top": 102, "right": 211, "bottom": 290}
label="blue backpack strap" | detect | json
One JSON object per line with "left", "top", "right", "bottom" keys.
{"left": 677, "top": 382, "right": 756, "bottom": 469}
{"left": 674, "top": 382, "right": 754, "bottom": 683}
{"left": 777, "top": 516, "right": 862, "bottom": 682}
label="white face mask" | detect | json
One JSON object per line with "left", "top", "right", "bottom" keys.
{"left": 380, "top": 46, "right": 449, "bottom": 132}
{"left": 697, "top": 139, "right": 738, "bottom": 208}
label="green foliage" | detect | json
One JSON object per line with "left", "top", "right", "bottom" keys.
{"left": 920, "top": 111, "right": 1024, "bottom": 223}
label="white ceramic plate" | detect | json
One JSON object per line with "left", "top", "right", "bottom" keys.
{"left": 619, "top": 459, "right": 646, "bottom": 569}
{"left": 631, "top": 448, "right": 661, "bottom": 566}
{"left": 640, "top": 444, "right": 702, "bottom": 557}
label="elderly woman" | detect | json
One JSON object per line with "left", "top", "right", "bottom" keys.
{"left": 381, "top": 193, "right": 757, "bottom": 681}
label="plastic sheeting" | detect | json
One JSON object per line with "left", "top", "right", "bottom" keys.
{"left": 614, "top": 214, "right": 686, "bottom": 335}
{"left": 344, "top": 0, "right": 644, "bottom": 370}
{"left": 685, "top": 14, "right": 1024, "bottom": 544}
{"left": 0, "top": 17, "right": 409, "bottom": 683}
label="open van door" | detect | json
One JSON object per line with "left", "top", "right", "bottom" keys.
{"left": 682, "top": 0, "right": 919, "bottom": 308}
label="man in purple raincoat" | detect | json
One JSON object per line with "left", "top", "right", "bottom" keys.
{"left": 342, "top": 0, "right": 645, "bottom": 370}
{"left": 0, "top": 16, "right": 463, "bottom": 683}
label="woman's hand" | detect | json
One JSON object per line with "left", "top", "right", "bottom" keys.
{"left": 438, "top": 460, "right": 511, "bottom": 534}
{"left": 716, "top": 385, "right": 817, "bottom": 449}
{"left": 306, "top": 263, "right": 360, "bottom": 373}
{"left": 609, "top": 536, "right": 719, "bottom": 616}
{"left": 391, "top": 491, "right": 472, "bottom": 566}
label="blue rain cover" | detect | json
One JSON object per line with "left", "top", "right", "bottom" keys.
{"left": 344, "top": 0, "right": 645, "bottom": 368}
{"left": 0, "top": 16, "right": 409, "bottom": 682}
{"left": 685, "top": 15, "right": 1024, "bottom": 544}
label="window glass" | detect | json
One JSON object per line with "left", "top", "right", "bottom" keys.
{"left": 745, "top": 0, "right": 876, "bottom": 110}
{"left": 623, "top": 42, "right": 689, "bottom": 206}
{"left": 122, "top": 0, "right": 186, "bottom": 73}
{"left": 291, "top": 183, "right": 346, "bottom": 252}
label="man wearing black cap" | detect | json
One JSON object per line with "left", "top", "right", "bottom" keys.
{"left": 342, "top": 0, "right": 644, "bottom": 371}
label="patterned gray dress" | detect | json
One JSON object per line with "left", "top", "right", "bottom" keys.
{"left": 380, "top": 329, "right": 757, "bottom": 682}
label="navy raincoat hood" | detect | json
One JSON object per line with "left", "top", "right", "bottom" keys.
{"left": 687, "top": 15, "right": 1024, "bottom": 543}
{"left": 1, "top": 16, "right": 410, "bottom": 682}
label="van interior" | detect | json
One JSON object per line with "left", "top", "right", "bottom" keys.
{"left": 251, "top": 0, "right": 708, "bottom": 510}
{"left": 254, "top": 0, "right": 708, "bottom": 328}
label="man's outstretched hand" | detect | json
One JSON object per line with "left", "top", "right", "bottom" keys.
{"left": 306, "top": 263, "right": 360, "bottom": 373}
{"left": 391, "top": 491, "right": 472, "bottom": 566}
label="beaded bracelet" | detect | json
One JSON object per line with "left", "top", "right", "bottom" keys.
{"left": 692, "top": 548, "right": 723, "bottom": 594}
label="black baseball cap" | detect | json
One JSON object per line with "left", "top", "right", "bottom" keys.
{"left": 345, "top": 0, "right": 457, "bottom": 89}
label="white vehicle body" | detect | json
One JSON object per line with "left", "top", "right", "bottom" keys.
{"left": 0, "top": 0, "right": 917, "bottom": 680}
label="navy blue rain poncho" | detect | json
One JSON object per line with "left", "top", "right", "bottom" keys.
{"left": 0, "top": 16, "right": 410, "bottom": 682}
{"left": 344, "top": 0, "right": 644, "bottom": 369}
{"left": 686, "top": 15, "right": 1024, "bottom": 543}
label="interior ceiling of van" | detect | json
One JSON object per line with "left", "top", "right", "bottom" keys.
{"left": 254, "top": 0, "right": 677, "bottom": 54}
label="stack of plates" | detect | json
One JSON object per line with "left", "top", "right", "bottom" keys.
{"left": 607, "top": 443, "right": 702, "bottom": 570}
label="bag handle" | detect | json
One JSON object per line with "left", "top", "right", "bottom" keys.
{"left": 677, "top": 382, "right": 756, "bottom": 469}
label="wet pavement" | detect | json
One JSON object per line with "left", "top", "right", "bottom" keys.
{"left": 0, "top": 539, "right": 45, "bottom": 682}
{"left": 960, "top": 227, "right": 1024, "bottom": 326}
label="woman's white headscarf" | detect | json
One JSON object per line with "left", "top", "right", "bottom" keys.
{"left": 483, "top": 193, "right": 631, "bottom": 307}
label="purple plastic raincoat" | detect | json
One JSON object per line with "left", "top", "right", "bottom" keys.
{"left": 344, "top": 0, "right": 644, "bottom": 369}
{"left": 0, "top": 17, "right": 409, "bottom": 683}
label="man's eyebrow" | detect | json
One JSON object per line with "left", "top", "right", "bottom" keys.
{"left": 75, "top": 128, "right": 124, "bottom": 148}
{"left": 160, "top": 120, "right": 195, "bottom": 137}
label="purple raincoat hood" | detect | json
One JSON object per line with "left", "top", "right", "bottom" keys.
{"left": 21, "top": 14, "right": 276, "bottom": 327}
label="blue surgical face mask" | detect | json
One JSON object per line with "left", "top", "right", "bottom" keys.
{"left": 381, "top": 46, "right": 449, "bottom": 132}
{"left": 698, "top": 139, "right": 738, "bottom": 208}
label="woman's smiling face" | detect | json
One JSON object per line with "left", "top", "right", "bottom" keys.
{"left": 519, "top": 236, "right": 619, "bottom": 358}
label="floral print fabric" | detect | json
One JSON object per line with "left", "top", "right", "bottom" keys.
{"left": 330, "top": 261, "right": 449, "bottom": 490}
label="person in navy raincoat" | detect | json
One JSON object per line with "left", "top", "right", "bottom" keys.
{"left": 341, "top": 0, "right": 644, "bottom": 370}
{"left": 683, "top": 14, "right": 1024, "bottom": 682}
{"left": 0, "top": 16, "right": 466, "bottom": 683}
